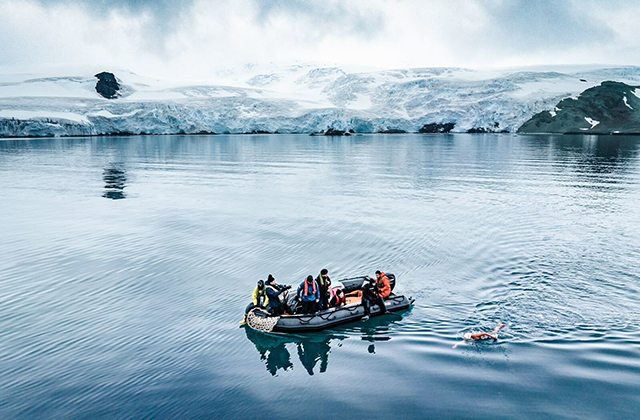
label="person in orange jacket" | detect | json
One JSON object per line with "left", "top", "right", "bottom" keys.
{"left": 375, "top": 270, "right": 391, "bottom": 299}
{"left": 453, "top": 324, "right": 506, "bottom": 348}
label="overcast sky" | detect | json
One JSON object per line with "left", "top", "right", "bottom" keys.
{"left": 1, "top": 0, "right": 639, "bottom": 79}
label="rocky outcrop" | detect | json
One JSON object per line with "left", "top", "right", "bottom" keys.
{"left": 377, "top": 128, "right": 407, "bottom": 134}
{"left": 466, "top": 122, "right": 509, "bottom": 134}
{"left": 466, "top": 127, "right": 489, "bottom": 133}
{"left": 95, "top": 72, "right": 120, "bottom": 99}
{"left": 324, "top": 128, "right": 347, "bottom": 136}
{"left": 241, "top": 130, "right": 277, "bottom": 134}
{"left": 518, "top": 81, "right": 640, "bottom": 134}
{"left": 418, "top": 123, "right": 455, "bottom": 133}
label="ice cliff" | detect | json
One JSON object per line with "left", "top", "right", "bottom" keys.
{"left": 2, "top": 65, "right": 640, "bottom": 137}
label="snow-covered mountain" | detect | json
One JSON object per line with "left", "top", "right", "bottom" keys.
{"left": 2, "top": 65, "right": 640, "bottom": 137}
{"left": 518, "top": 81, "right": 640, "bottom": 134}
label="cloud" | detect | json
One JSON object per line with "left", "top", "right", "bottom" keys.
{"left": 26, "top": 0, "right": 385, "bottom": 42}
{"left": 250, "top": 0, "right": 385, "bottom": 39}
{"left": 31, "top": 0, "right": 196, "bottom": 21}
{"left": 482, "top": 0, "right": 616, "bottom": 50}
{"left": 0, "top": 0, "right": 638, "bottom": 79}
{"left": 26, "top": 0, "right": 198, "bottom": 50}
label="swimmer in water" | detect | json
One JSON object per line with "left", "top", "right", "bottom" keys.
{"left": 453, "top": 324, "right": 505, "bottom": 348}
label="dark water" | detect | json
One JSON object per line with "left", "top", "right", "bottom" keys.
{"left": 1, "top": 134, "right": 640, "bottom": 419}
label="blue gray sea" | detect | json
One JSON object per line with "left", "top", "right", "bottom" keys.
{"left": 1, "top": 134, "right": 639, "bottom": 419}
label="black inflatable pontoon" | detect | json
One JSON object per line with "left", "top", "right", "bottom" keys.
{"left": 245, "top": 274, "right": 414, "bottom": 333}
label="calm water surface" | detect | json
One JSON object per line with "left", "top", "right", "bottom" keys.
{"left": 1, "top": 134, "right": 640, "bottom": 419}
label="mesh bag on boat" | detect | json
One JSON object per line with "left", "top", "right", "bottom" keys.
{"left": 246, "top": 307, "right": 280, "bottom": 333}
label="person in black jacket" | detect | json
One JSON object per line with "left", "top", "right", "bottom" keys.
{"left": 361, "top": 276, "right": 386, "bottom": 321}
{"left": 265, "top": 275, "right": 291, "bottom": 315}
{"left": 329, "top": 287, "right": 346, "bottom": 308}
{"left": 315, "top": 268, "right": 331, "bottom": 310}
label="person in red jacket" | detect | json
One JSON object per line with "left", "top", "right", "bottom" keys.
{"left": 453, "top": 324, "right": 506, "bottom": 348}
{"left": 375, "top": 270, "right": 391, "bottom": 299}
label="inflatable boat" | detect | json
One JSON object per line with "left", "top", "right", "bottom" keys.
{"left": 245, "top": 274, "right": 414, "bottom": 333}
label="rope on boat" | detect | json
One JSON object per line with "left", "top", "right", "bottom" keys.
{"left": 297, "top": 314, "right": 316, "bottom": 325}
{"left": 246, "top": 308, "right": 280, "bottom": 333}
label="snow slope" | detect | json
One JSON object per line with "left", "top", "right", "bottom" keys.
{"left": 2, "top": 65, "right": 640, "bottom": 137}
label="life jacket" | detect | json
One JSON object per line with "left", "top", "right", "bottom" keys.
{"left": 330, "top": 287, "right": 345, "bottom": 306}
{"left": 303, "top": 279, "right": 317, "bottom": 296}
{"left": 377, "top": 272, "right": 391, "bottom": 298}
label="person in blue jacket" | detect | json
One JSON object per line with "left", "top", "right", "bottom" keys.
{"left": 296, "top": 275, "right": 320, "bottom": 313}
{"left": 265, "top": 275, "right": 291, "bottom": 315}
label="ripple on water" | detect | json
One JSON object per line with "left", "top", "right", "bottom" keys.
{"left": 2, "top": 134, "right": 640, "bottom": 419}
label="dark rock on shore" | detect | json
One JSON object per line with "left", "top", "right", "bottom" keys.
{"left": 95, "top": 72, "right": 120, "bottom": 99}
{"left": 324, "top": 128, "right": 346, "bottom": 136}
{"left": 418, "top": 123, "right": 455, "bottom": 133}
{"left": 244, "top": 130, "right": 275, "bottom": 134}
{"left": 518, "top": 81, "right": 640, "bottom": 134}
{"left": 106, "top": 131, "right": 136, "bottom": 136}
{"left": 467, "top": 122, "right": 509, "bottom": 134}
{"left": 378, "top": 128, "right": 407, "bottom": 134}
{"left": 467, "top": 127, "right": 488, "bottom": 133}
{"left": 310, "top": 128, "right": 349, "bottom": 136}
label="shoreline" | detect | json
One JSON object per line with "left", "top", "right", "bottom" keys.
{"left": 3, "top": 131, "right": 640, "bottom": 140}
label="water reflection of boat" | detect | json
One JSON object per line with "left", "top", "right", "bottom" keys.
{"left": 244, "top": 327, "right": 295, "bottom": 376}
{"left": 244, "top": 327, "right": 336, "bottom": 376}
{"left": 244, "top": 309, "right": 412, "bottom": 376}
{"left": 246, "top": 274, "right": 414, "bottom": 333}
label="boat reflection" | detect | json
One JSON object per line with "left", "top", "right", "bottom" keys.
{"left": 244, "top": 327, "right": 335, "bottom": 376}
{"left": 102, "top": 163, "right": 127, "bottom": 200}
{"left": 244, "top": 309, "right": 411, "bottom": 376}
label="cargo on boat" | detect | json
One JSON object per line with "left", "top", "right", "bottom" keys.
{"left": 245, "top": 274, "right": 414, "bottom": 333}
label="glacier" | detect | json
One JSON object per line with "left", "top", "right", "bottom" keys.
{"left": 2, "top": 65, "right": 640, "bottom": 137}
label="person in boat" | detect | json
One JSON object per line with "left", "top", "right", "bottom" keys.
{"left": 266, "top": 274, "right": 283, "bottom": 289}
{"left": 361, "top": 276, "right": 386, "bottom": 321}
{"left": 296, "top": 275, "right": 320, "bottom": 314}
{"left": 375, "top": 270, "right": 391, "bottom": 299}
{"left": 328, "top": 286, "right": 346, "bottom": 308}
{"left": 315, "top": 268, "right": 331, "bottom": 310}
{"left": 244, "top": 279, "right": 269, "bottom": 319}
{"left": 265, "top": 275, "right": 291, "bottom": 315}
{"left": 453, "top": 324, "right": 506, "bottom": 348}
